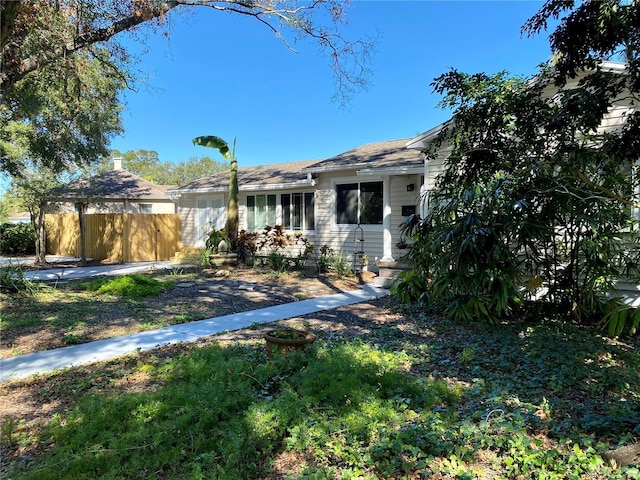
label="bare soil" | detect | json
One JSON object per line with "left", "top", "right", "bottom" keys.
{"left": 1, "top": 265, "right": 378, "bottom": 357}
{"left": 0, "top": 267, "right": 405, "bottom": 476}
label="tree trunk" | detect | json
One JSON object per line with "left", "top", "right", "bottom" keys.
{"left": 77, "top": 203, "right": 87, "bottom": 265}
{"left": 226, "top": 156, "right": 239, "bottom": 250}
{"left": 32, "top": 203, "right": 47, "bottom": 265}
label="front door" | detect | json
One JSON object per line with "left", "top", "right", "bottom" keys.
{"left": 196, "top": 195, "right": 225, "bottom": 247}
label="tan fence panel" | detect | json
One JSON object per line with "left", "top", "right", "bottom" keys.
{"left": 45, "top": 214, "right": 81, "bottom": 257}
{"left": 46, "top": 214, "right": 181, "bottom": 263}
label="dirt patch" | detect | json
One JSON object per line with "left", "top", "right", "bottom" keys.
{"left": 1, "top": 266, "right": 378, "bottom": 357}
{"left": 0, "top": 295, "right": 402, "bottom": 475}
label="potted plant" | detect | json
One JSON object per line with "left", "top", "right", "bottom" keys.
{"left": 263, "top": 328, "right": 316, "bottom": 359}
{"left": 204, "top": 226, "right": 236, "bottom": 267}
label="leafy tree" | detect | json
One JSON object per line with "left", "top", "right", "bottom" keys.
{"left": 0, "top": 191, "right": 24, "bottom": 223}
{"left": 92, "top": 150, "right": 228, "bottom": 185}
{"left": 193, "top": 135, "right": 239, "bottom": 249}
{"left": 168, "top": 156, "right": 228, "bottom": 185}
{"left": 0, "top": 1, "right": 372, "bottom": 103}
{"left": 12, "top": 165, "right": 65, "bottom": 265}
{"left": 396, "top": 0, "right": 640, "bottom": 335}
{"left": 523, "top": 0, "right": 640, "bottom": 90}
{"left": 400, "top": 64, "right": 640, "bottom": 326}
{"left": 2, "top": 1, "right": 371, "bottom": 177}
{"left": 1, "top": 47, "right": 124, "bottom": 178}
{"left": 3, "top": 49, "right": 123, "bottom": 264}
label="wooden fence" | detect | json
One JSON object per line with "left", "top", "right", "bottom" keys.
{"left": 45, "top": 213, "right": 181, "bottom": 263}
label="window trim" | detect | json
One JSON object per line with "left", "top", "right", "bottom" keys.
{"left": 139, "top": 203, "right": 153, "bottom": 214}
{"left": 245, "top": 191, "right": 315, "bottom": 232}
{"left": 331, "top": 176, "right": 385, "bottom": 231}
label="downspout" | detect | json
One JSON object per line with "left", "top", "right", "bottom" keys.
{"left": 381, "top": 175, "right": 394, "bottom": 262}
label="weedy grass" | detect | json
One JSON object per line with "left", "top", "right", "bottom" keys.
{"left": 0, "top": 264, "right": 38, "bottom": 294}
{"left": 80, "top": 274, "right": 171, "bottom": 298}
{"left": 4, "top": 310, "right": 640, "bottom": 479}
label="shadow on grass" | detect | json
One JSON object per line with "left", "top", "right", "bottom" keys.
{"left": 10, "top": 342, "right": 457, "bottom": 479}
{"left": 5, "top": 301, "right": 640, "bottom": 479}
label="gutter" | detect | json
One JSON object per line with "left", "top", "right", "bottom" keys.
{"left": 167, "top": 179, "right": 315, "bottom": 198}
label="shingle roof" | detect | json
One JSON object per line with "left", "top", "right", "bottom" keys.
{"left": 170, "top": 139, "right": 423, "bottom": 193}
{"left": 302, "top": 139, "right": 423, "bottom": 173}
{"left": 51, "top": 170, "right": 174, "bottom": 200}
{"left": 171, "top": 160, "right": 320, "bottom": 193}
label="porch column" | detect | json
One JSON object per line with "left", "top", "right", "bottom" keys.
{"left": 381, "top": 175, "right": 394, "bottom": 262}
{"left": 420, "top": 153, "right": 430, "bottom": 218}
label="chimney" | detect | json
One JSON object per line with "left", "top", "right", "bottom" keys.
{"left": 113, "top": 157, "right": 123, "bottom": 171}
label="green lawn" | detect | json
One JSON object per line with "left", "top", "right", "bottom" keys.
{"left": 2, "top": 298, "right": 639, "bottom": 479}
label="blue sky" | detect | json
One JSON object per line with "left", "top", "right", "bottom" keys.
{"left": 109, "top": 1, "right": 553, "bottom": 167}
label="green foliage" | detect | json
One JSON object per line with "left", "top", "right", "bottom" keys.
{"left": 92, "top": 151, "right": 229, "bottom": 185}
{"left": 2, "top": 47, "right": 123, "bottom": 178}
{"left": 401, "top": 65, "right": 640, "bottom": 328}
{"left": 0, "top": 222, "right": 35, "bottom": 255}
{"left": 193, "top": 135, "right": 240, "bottom": 249}
{"left": 11, "top": 342, "right": 455, "bottom": 479}
{"left": 81, "top": 274, "right": 170, "bottom": 299}
{"left": 5, "top": 302, "right": 640, "bottom": 479}
{"left": 204, "top": 226, "right": 230, "bottom": 253}
{"left": 315, "top": 244, "right": 334, "bottom": 273}
{"left": 312, "top": 245, "right": 353, "bottom": 277}
{"left": 238, "top": 226, "right": 313, "bottom": 272}
{"left": 0, "top": 264, "right": 37, "bottom": 294}
{"left": 391, "top": 269, "right": 429, "bottom": 304}
{"left": 599, "top": 299, "right": 640, "bottom": 337}
{"left": 331, "top": 249, "right": 353, "bottom": 277}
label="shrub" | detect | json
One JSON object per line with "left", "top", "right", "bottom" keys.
{"left": 0, "top": 222, "right": 35, "bottom": 255}
{"left": 237, "top": 226, "right": 313, "bottom": 271}
{"left": 316, "top": 244, "right": 334, "bottom": 273}
{"left": 332, "top": 249, "right": 353, "bottom": 277}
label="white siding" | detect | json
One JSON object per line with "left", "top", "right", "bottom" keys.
{"left": 177, "top": 195, "right": 198, "bottom": 248}
{"left": 312, "top": 170, "right": 416, "bottom": 263}
{"left": 49, "top": 200, "right": 175, "bottom": 215}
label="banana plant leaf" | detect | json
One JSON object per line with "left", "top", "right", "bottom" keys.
{"left": 192, "top": 136, "right": 231, "bottom": 159}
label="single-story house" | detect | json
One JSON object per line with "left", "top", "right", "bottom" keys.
{"left": 49, "top": 158, "right": 176, "bottom": 214}
{"left": 168, "top": 139, "right": 424, "bottom": 264}
{"left": 7, "top": 212, "right": 31, "bottom": 224}
{"left": 44, "top": 158, "right": 180, "bottom": 263}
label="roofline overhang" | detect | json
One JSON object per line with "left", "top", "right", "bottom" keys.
{"left": 357, "top": 165, "right": 424, "bottom": 176}
{"left": 407, "top": 62, "right": 629, "bottom": 151}
{"left": 49, "top": 195, "right": 173, "bottom": 202}
{"left": 406, "top": 122, "right": 450, "bottom": 150}
{"left": 301, "top": 163, "right": 371, "bottom": 174}
{"left": 167, "top": 179, "right": 315, "bottom": 197}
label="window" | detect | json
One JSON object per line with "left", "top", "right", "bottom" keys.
{"left": 246, "top": 194, "right": 276, "bottom": 230}
{"left": 281, "top": 192, "right": 315, "bottom": 230}
{"left": 336, "top": 181, "right": 383, "bottom": 225}
{"left": 139, "top": 203, "right": 153, "bottom": 214}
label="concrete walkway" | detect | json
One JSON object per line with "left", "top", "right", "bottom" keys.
{"left": 1, "top": 256, "right": 186, "bottom": 281}
{"left": 1, "top": 284, "right": 387, "bottom": 382}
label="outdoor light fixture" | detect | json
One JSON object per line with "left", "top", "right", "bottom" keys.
{"left": 406, "top": 184, "right": 415, "bottom": 192}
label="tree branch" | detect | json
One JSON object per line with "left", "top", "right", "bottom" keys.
{"left": 1, "top": 0, "right": 371, "bottom": 104}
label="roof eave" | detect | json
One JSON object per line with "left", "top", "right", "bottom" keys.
{"left": 406, "top": 122, "right": 450, "bottom": 150}
{"left": 357, "top": 165, "right": 424, "bottom": 176}
{"left": 302, "top": 163, "right": 373, "bottom": 174}
{"left": 168, "top": 179, "right": 315, "bottom": 196}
